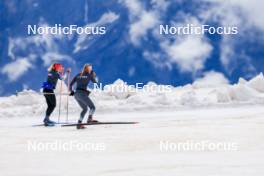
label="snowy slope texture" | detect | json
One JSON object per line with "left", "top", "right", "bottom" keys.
{"left": 1, "top": 73, "right": 264, "bottom": 118}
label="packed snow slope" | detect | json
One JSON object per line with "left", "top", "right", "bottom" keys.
{"left": 0, "top": 105, "right": 264, "bottom": 175}
{"left": 1, "top": 73, "right": 264, "bottom": 118}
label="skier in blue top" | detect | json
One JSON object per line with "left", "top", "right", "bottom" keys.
{"left": 42, "top": 63, "right": 68, "bottom": 126}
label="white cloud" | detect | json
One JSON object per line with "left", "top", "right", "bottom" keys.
{"left": 121, "top": 0, "right": 169, "bottom": 45}
{"left": 128, "top": 67, "right": 135, "bottom": 77}
{"left": 151, "top": 0, "right": 170, "bottom": 11}
{"left": 5, "top": 22, "right": 74, "bottom": 81}
{"left": 74, "top": 12, "right": 120, "bottom": 53}
{"left": 122, "top": 0, "right": 213, "bottom": 74}
{"left": 203, "top": 0, "right": 264, "bottom": 31}
{"left": 121, "top": 0, "right": 261, "bottom": 76}
{"left": 42, "top": 52, "right": 72, "bottom": 66}
{"left": 199, "top": 0, "right": 264, "bottom": 75}
{"left": 233, "top": 0, "right": 264, "bottom": 30}
{"left": 97, "top": 12, "right": 120, "bottom": 24}
{"left": 143, "top": 51, "right": 172, "bottom": 69}
{"left": 8, "top": 31, "right": 72, "bottom": 63}
{"left": 161, "top": 35, "right": 213, "bottom": 73}
{"left": 84, "top": 0, "right": 89, "bottom": 23}
{"left": 4, "top": 11, "right": 119, "bottom": 81}
{"left": 162, "top": 16, "right": 213, "bottom": 73}
{"left": 120, "top": 0, "right": 143, "bottom": 17}
{"left": 129, "top": 11, "right": 159, "bottom": 45}
{"left": 2, "top": 58, "right": 33, "bottom": 81}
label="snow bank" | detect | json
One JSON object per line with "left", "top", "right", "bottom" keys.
{"left": 193, "top": 71, "right": 229, "bottom": 88}
{"left": 1, "top": 73, "right": 264, "bottom": 118}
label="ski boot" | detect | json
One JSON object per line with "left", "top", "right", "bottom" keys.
{"left": 43, "top": 119, "right": 55, "bottom": 127}
{"left": 87, "top": 115, "right": 98, "bottom": 123}
{"left": 77, "top": 120, "right": 86, "bottom": 129}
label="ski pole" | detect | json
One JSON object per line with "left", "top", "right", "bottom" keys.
{"left": 66, "top": 68, "right": 71, "bottom": 123}
{"left": 58, "top": 77, "right": 63, "bottom": 123}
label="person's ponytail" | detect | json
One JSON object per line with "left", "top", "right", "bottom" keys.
{"left": 48, "top": 64, "right": 55, "bottom": 72}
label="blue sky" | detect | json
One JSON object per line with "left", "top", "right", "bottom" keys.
{"left": 0, "top": 0, "right": 263, "bottom": 95}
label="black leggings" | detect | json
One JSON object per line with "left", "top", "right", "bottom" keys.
{"left": 43, "top": 89, "right": 56, "bottom": 117}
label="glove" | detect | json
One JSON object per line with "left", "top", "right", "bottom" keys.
{"left": 66, "top": 68, "right": 71, "bottom": 73}
{"left": 91, "top": 70, "right": 96, "bottom": 77}
{"left": 86, "top": 90, "right": 91, "bottom": 96}
{"left": 69, "top": 91, "right": 75, "bottom": 96}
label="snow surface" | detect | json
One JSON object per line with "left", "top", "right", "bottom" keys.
{"left": 0, "top": 106, "right": 264, "bottom": 175}
{"left": 0, "top": 74, "right": 264, "bottom": 175}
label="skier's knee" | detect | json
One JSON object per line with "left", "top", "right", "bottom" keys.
{"left": 51, "top": 104, "right": 56, "bottom": 110}
{"left": 81, "top": 107, "right": 88, "bottom": 115}
{"left": 90, "top": 105, "right": 95, "bottom": 112}
{"left": 50, "top": 101, "right": 56, "bottom": 109}
{"left": 48, "top": 103, "right": 56, "bottom": 111}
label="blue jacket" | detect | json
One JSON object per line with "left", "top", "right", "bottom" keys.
{"left": 42, "top": 70, "right": 62, "bottom": 90}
